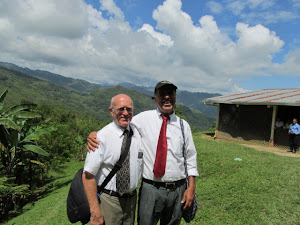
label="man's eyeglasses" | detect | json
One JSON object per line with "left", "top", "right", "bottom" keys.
{"left": 115, "top": 107, "right": 133, "bottom": 112}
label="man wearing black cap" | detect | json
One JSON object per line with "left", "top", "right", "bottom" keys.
{"left": 87, "top": 81, "right": 199, "bottom": 225}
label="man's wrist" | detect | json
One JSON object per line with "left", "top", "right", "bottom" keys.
{"left": 187, "top": 184, "right": 195, "bottom": 191}
{"left": 90, "top": 205, "right": 102, "bottom": 214}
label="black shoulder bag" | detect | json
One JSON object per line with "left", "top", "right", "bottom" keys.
{"left": 180, "top": 119, "right": 198, "bottom": 223}
{"left": 67, "top": 128, "right": 133, "bottom": 224}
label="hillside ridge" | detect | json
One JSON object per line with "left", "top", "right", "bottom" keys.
{"left": 0, "top": 66, "right": 214, "bottom": 130}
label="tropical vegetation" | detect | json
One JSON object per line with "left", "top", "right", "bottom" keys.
{"left": 0, "top": 89, "right": 103, "bottom": 222}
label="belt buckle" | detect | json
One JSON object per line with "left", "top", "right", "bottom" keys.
{"left": 165, "top": 182, "right": 176, "bottom": 189}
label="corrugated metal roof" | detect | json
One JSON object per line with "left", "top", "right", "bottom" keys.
{"left": 204, "top": 89, "right": 300, "bottom": 106}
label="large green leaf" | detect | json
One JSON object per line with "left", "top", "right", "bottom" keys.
{"left": 0, "top": 89, "right": 8, "bottom": 112}
{"left": 0, "top": 118, "right": 21, "bottom": 131}
{"left": 14, "top": 111, "right": 41, "bottom": 119}
{"left": 2, "top": 104, "right": 37, "bottom": 117}
{"left": 23, "top": 145, "right": 49, "bottom": 156}
{"left": 22, "top": 126, "right": 57, "bottom": 143}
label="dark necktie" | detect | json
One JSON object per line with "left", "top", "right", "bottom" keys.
{"left": 153, "top": 114, "right": 170, "bottom": 179}
{"left": 116, "top": 129, "right": 130, "bottom": 195}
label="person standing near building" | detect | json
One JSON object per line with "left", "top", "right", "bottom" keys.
{"left": 288, "top": 118, "right": 300, "bottom": 154}
{"left": 82, "top": 94, "right": 143, "bottom": 225}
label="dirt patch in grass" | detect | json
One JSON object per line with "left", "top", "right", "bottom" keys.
{"left": 201, "top": 134, "right": 300, "bottom": 158}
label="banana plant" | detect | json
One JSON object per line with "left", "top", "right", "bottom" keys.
{"left": 0, "top": 90, "right": 39, "bottom": 130}
{"left": 0, "top": 90, "right": 56, "bottom": 175}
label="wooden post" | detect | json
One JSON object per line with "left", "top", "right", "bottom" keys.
{"left": 214, "top": 104, "right": 220, "bottom": 139}
{"left": 269, "top": 105, "right": 278, "bottom": 147}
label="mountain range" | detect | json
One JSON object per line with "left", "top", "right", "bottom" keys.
{"left": 0, "top": 62, "right": 220, "bottom": 130}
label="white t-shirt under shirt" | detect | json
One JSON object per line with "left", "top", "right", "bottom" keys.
{"left": 84, "top": 121, "right": 143, "bottom": 193}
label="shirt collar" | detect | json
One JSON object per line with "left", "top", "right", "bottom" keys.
{"left": 112, "top": 121, "right": 131, "bottom": 138}
{"left": 156, "top": 108, "right": 176, "bottom": 121}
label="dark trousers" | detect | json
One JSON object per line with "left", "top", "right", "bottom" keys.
{"left": 137, "top": 181, "right": 185, "bottom": 225}
{"left": 289, "top": 134, "right": 299, "bottom": 152}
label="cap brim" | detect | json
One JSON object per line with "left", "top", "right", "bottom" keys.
{"left": 155, "top": 83, "right": 177, "bottom": 90}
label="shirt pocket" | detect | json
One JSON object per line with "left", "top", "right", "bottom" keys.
{"left": 167, "top": 132, "right": 184, "bottom": 157}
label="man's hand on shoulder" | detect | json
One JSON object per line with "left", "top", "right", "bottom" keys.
{"left": 87, "top": 131, "right": 99, "bottom": 152}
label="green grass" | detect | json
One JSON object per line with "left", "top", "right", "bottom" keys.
{"left": 5, "top": 134, "right": 300, "bottom": 225}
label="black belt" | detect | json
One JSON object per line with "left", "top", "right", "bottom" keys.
{"left": 142, "top": 178, "right": 185, "bottom": 190}
{"left": 102, "top": 189, "right": 136, "bottom": 198}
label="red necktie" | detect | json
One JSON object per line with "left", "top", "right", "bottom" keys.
{"left": 153, "top": 114, "right": 169, "bottom": 179}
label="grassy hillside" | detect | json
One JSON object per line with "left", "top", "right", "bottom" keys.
{"left": 5, "top": 135, "right": 300, "bottom": 225}
{"left": 0, "top": 62, "right": 102, "bottom": 94}
{"left": 0, "top": 66, "right": 156, "bottom": 122}
{"left": 0, "top": 62, "right": 220, "bottom": 118}
{"left": 176, "top": 90, "right": 220, "bottom": 117}
{"left": 0, "top": 66, "right": 214, "bottom": 130}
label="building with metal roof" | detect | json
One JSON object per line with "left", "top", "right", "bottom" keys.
{"left": 204, "top": 89, "right": 300, "bottom": 149}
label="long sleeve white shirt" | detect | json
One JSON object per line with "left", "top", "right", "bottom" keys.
{"left": 83, "top": 121, "right": 143, "bottom": 193}
{"left": 132, "top": 109, "right": 199, "bottom": 182}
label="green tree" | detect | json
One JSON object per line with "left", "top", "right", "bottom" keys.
{"left": 0, "top": 90, "right": 55, "bottom": 179}
{"left": 0, "top": 90, "right": 56, "bottom": 219}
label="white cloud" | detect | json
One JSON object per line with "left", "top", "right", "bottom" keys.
{"left": 228, "top": 1, "right": 246, "bottom": 15}
{"left": 138, "top": 24, "right": 174, "bottom": 47}
{"left": 207, "top": 1, "right": 223, "bottom": 14}
{"left": 100, "top": 0, "right": 124, "bottom": 20}
{"left": 0, "top": 0, "right": 88, "bottom": 38}
{"left": 123, "top": 0, "right": 137, "bottom": 10}
{"left": 292, "top": 0, "right": 300, "bottom": 8}
{"left": 240, "top": 10, "right": 299, "bottom": 25}
{"left": 228, "top": 0, "right": 274, "bottom": 14}
{"left": 245, "top": 0, "right": 274, "bottom": 10}
{"left": 0, "top": 0, "right": 296, "bottom": 94}
{"left": 226, "top": 0, "right": 299, "bottom": 25}
{"left": 270, "top": 48, "right": 300, "bottom": 75}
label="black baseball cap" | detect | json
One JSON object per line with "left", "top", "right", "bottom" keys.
{"left": 152, "top": 80, "right": 177, "bottom": 99}
{"left": 154, "top": 80, "right": 177, "bottom": 92}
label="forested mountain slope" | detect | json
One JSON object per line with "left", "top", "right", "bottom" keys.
{"left": 0, "top": 66, "right": 214, "bottom": 130}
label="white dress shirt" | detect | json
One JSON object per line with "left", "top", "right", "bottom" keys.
{"left": 132, "top": 109, "right": 199, "bottom": 182}
{"left": 84, "top": 121, "right": 143, "bottom": 193}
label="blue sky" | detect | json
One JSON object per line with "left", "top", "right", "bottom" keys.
{"left": 0, "top": 0, "right": 300, "bottom": 93}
